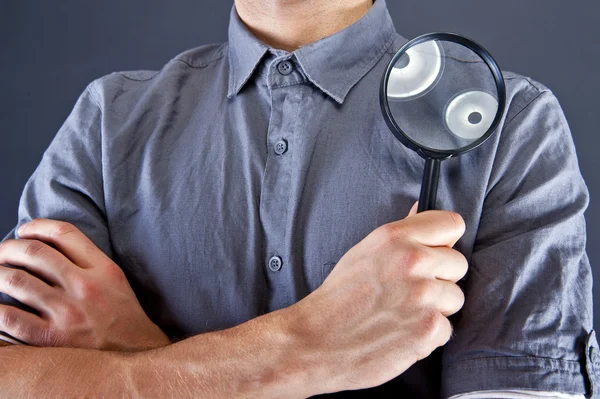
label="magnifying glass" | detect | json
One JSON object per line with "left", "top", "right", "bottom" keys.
{"left": 380, "top": 33, "right": 506, "bottom": 212}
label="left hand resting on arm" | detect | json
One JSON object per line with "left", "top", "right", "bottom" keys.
{"left": 0, "top": 218, "right": 170, "bottom": 351}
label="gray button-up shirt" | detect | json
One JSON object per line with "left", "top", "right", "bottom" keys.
{"left": 2, "top": 0, "right": 598, "bottom": 397}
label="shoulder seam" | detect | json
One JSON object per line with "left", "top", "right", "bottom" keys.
{"left": 118, "top": 70, "right": 161, "bottom": 82}
{"left": 173, "top": 43, "right": 227, "bottom": 69}
{"left": 116, "top": 43, "right": 227, "bottom": 81}
{"left": 86, "top": 83, "right": 103, "bottom": 112}
{"left": 504, "top": 75, "right": 545, "bottom": 94}
{"left": 503, "top": 89, "right": 551, "bottom": 128}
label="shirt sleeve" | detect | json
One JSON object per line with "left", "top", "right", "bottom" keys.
{"left": 441, "top": 90, "right": 599, "bottom": 397}
{"left": 0, "top": 83, "right": 112, "bottom": 315}
{"left": 449, "top": 390, "right": 586, "bottom": 399}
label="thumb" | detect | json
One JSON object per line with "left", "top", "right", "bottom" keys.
{"left": 407, "top": 201, "right": 419, "bottom": 217}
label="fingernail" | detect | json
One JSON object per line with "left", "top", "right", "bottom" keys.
{"left": 17, "top": 224, "right": 26, "bottom": 235}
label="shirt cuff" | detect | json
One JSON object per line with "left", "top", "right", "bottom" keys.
{"left": 448, "top": 390, "right": 585, "bottom": 398}
{"left": 442, "top": 356, "right": 589, "bottom": 398}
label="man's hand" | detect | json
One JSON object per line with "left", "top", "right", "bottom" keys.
{"left": 287, "top": 205, "right": 468, "bottom": 394}
{"left": 0, "top": 219, "right": 170, "bottom": 351}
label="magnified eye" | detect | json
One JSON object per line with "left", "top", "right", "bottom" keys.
{"left": 386, "top": 40, "right": 444, "bottom": 99}
{"left": 444, "top": 90, "right": 498, "bottom": 140}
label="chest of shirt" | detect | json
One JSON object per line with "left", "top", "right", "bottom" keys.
{"left": 97, "top": 60, "right": 488, "bottom": 337}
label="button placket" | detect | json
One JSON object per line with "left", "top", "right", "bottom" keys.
{"left": 259, "top": 56, "right": 307, "bottom": 311}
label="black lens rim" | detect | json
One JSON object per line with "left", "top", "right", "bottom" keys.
{"left": 380, "top": 32, "right": 507, "bottom": 160}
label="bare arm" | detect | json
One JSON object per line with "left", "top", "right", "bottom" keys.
{"left": 0, "top": 307, "right": 316, "bottom": 398}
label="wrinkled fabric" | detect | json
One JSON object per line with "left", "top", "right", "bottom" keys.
{"left": 1, "top": 0, "right": 597, "bottom": 397}
{"left": 450, "top": 390, "right": 584, "bottom": 398}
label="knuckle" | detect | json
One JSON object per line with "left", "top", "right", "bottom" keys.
{"left": 420, "top": 310, "right": 444, "bottom": 342}
{"left": 412, "top": 280, "right": 435, "bottom": 306}
{"left": 23, "top": 240, "right": 47, "bottom": 257}
{"left": 5, "top": 270, "right": 27, "bottom": 290}
{"left": 103, "top": 261, "right": 126, "bottom": 281}
{"left": 50, "top": 222, "right": 77, "bottom": 238}
{"left": 62, "top": 303, "right": 77, "bottom": 317}
{"left": 56, "top": 302, "right": 81, "bottom": 323}
{"left": 402, "top": 246, "right": 428, "bottom": 273}
{"left": 74, "top": 276, "right": 101, "bottom": 299}
{"left": 374, "top": 221, "right": 414, "bottom": 245}
{"left": 0, "top": 308, "right": 18, "bottom": 330}
{"left": 413, "top": 310, "right": 447, "bottom": 360}
{"left": 373, "top": 223, "right": 397, "bottom": 245}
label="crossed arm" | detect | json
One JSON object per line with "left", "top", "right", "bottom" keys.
{"left": 0, "top": 211, "right": 472, "bottom": 397}
{"left": 0, "top": 216, "right": 591, "bottom": 398}
{"left": 0, "top": 220, "right": 315, "bottom": 397}
{"left": 0, "top": 305, "right": 314, "bottom": 398}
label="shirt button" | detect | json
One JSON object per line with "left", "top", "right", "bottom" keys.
{"left": 268, "top": 256, "right": 283, "bottom": 272}
{"left": 274, "top": 139, "right": 288, "bottom": 155}
{"left": 277, "top": 60, "right": 293, "bottom": 75}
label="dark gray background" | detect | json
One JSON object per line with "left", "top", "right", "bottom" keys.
{"left": 1, "top": 1, "right": 598, "bottom": 327}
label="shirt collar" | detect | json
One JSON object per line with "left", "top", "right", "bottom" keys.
{"left": 227, "top": 0, "right": 398, "bottom": 104}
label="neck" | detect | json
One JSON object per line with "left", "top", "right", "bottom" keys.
{"left": 234, "top": 0, "right": 373, "bottom": 52}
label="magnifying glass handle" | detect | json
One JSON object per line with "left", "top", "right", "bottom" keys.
{"left": 417, "top": 158, "right": 441, "bottom": 213}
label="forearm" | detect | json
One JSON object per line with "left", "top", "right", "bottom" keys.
{"left": 0, "top": 308, "right": 321, "bottom": 398}
{"left": 123, "top": 308, "right": 318, "bottom": 398}
{"left": 0, "top": 344, "right": 119, "bottom": 397}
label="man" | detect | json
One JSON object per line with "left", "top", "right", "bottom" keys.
{"left": 0, "top": 0, "right": 596, "bottom": 397}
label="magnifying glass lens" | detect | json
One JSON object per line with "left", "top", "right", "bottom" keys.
{"left": 381, "top": 34, "right": 506, "bottom": 212}
{"left": 386, "top": 39, "right": 501, "bottom": 153}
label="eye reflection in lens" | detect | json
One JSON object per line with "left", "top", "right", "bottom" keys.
{"left": 445, "top": 90, "right": 499, "bottom": 140}
{"left": 468, "top": 112, "right": 483, "bottom": 124}
{"left": 386, "top": 40, "right": 444, "bottom": 100}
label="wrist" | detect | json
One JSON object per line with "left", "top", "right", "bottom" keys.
{"left": 132, "top": 324, "right": 171, "bottom": 351}
{"left": 119, "top": 303, "right": 330, "bottom": 398}
{"left": 241, "top": 305, "right": 328, "bottom": 398}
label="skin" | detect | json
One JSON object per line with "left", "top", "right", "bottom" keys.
{"left": 0, "top": 221, "right": 169, "bottom": 351}
{"left": 0, "top": 1, "right": 468, "bottom": 396}
{"left": 234, "top": 0, "right": 374, "bottom": 51}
